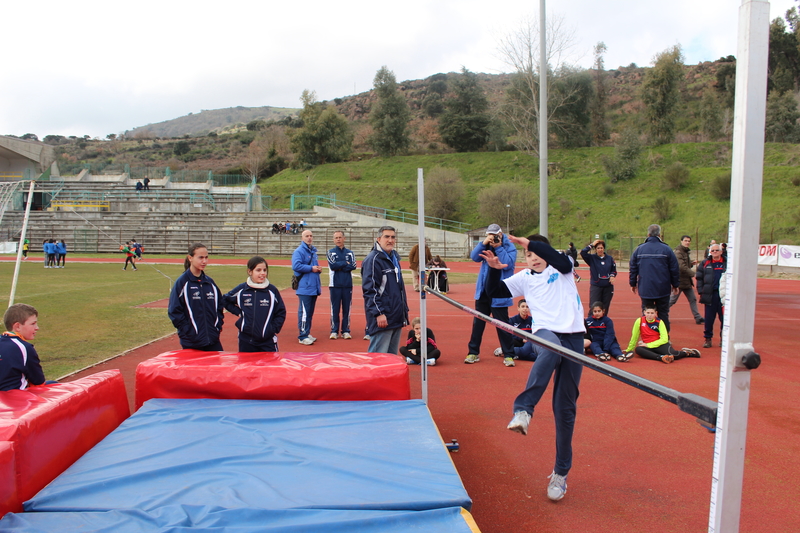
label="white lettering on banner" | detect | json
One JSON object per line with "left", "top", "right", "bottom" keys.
{"left": 757, "top": 244, "right": 778, "bottom": 265}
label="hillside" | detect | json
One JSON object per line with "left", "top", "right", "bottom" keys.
{"left": 260, "top": 143, "right": 800, "bottom": 247}
{"left": 126, "top": 106, "right": 299, "bottom": 139}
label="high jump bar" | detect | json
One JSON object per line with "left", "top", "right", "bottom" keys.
{"left": 424, "top": 287, "right": 717, "bottom": 427}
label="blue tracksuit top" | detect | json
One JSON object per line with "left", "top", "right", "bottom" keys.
{"left": 361, "top": 242, "right": 409, "bottom": 335}
{"left": 585, "top": 315, "right": 619, "bottom": 352}
{"left": 580, "top": 245, "right": 616, "bottom": 287}
{"left": 628, "top": 236, "right": 680, "bottom": 299}
{"left": 56, "top": 242, "right": 67, "bottom": 255}
{"left": 471, "top": 235, "right": 516, "bottom": 307}
{"left": 327, "top": 245, "right": 356, "bottom": 288}
{"left": 0, "top": 333, "right": 45, "bottom": 391}
{"left": 168, "top": 269, "right": 224, "bottom": 349}
{"left": 292, "top": 242, "right": 322, "bottom": 296}
{"left": 224, "top": 282, "right": 286, "bottom": 345}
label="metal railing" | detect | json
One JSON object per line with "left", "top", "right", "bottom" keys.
{"left": 290, "top": 195, "right": 471, "bottom": 233}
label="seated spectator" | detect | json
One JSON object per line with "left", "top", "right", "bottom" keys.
{"left": 1, "top": 304, "right": 47, "bottom": 391}
{"left": 271, "top": 223, "right": 280, "bottom": 234}
{"left": 135, "top": 181, "right": 143, "bottom": 191}
{"left": 399, "top": 317, "right": 440, "bottom": 366}
{"left": 624, "top": 305, "right": 702, "bottom": 364}
{"left": 426, "top": 255, "right": 449, "bottom": 293}
{"left": 585, "top": 302, "right": 628, "bottom": 362}
{"left": 494, "top": 298, "right": 536, "bottom": 367}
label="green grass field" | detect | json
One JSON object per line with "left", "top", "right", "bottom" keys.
{"left": 0, "top": 258, "right": 477, "bottom": 379}
{"left": 0, "top": 260, "right": 295, "bottom": 379}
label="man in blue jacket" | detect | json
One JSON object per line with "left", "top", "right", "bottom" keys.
{"left": 629, "top": 224, "right": 680, "bottom": 332}
{"left": 293, "top": 230, "right": 322, "bottom": 345}
{"left": 362, "top": 226, "right": 409, "bottom": 355}
{"left": 465, "top": 224, "right": 517, "bottom": 365}
{"left": 327, "top": 230, "right": 357, "bottom": 340}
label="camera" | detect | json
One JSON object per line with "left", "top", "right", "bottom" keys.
{"left": 493, "top": 235, "right": 500, "bottom": 244}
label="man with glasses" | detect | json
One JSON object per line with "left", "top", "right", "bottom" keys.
{"left": 361, "top": 226, "right": 409, "bottom": 355}
{"left": 696, "top": 244, "right": 726, "bottom": 348}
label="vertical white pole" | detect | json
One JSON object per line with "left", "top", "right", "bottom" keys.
{"left": 417, "top": 168, "right": 429, "bottom": 404}
{"left": 709, "top": 2, "right": 769, "bottom": 532}
{"left": 9, "top": 181, "right": 36, "bottom": 307}
{"left": 538, "top": 0, "right": 548, "bottom": 238}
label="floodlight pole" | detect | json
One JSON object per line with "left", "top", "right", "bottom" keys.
{"left": 9, "top": 181, "right": 36, "bottom": 307}
{"left": 538, "top": 0, "right": 548, "bottom": 238}
{"left": 417, "top": 168, "right": 429, "bottom": 404}
{"left": 709, "top": 2, "right": 768, "bottom": 532}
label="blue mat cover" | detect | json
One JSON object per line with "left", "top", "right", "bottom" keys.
{"left": 0, "top": 506, "right": 476, "bottom": 532}
{"left": 25, "top": 399, "right": 471, "bottom": 514}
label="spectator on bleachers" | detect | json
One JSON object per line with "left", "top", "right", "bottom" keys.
{"left": 135, "top": 181, "right": 143, "bottom": 192}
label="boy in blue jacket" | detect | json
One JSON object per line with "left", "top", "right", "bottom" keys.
{"left": 0, "top": 304, "right": 46, "bottom": 391}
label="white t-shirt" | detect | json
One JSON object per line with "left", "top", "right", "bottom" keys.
{"left": 502, "top": 265, "right": 585, "bottom": 334}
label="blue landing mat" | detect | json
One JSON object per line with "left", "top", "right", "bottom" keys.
{"left": 24, "top": 399, "right": 471, "bottom": 514}
{"left": 0, "top": 506, "right": 478, "bottom": 532}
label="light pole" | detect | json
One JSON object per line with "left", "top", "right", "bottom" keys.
{"left": 506, "top": 204, "right": 511, "bottom": 232}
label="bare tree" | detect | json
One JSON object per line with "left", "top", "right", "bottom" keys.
{"left": 477, "top": 181, "right": 538, "bottom": 233}
{"left": 496, "top": 14, "right": 587, "bottom": 155}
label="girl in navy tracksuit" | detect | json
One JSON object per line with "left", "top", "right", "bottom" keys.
{"left": 584, "top": 302, "right": 627, "bottom": 362}
{"left": 224, "top": 256, "right": 286, "bottom": 352}
{"left": 168, "top": 242, "right": 224, "bottom": 351}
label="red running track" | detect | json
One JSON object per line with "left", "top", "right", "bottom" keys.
{"left": 55, "top": 256, "right": 799, "bottom": 532}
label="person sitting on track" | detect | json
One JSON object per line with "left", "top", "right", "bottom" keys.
{"left": 623, "top": 304, "right": 701, "bottom": 364}
{"left": 584, "top": 301, "right": 628, "bottom": 362}
{"left": 399, "top": 317, "right": 440, "bottom": 366}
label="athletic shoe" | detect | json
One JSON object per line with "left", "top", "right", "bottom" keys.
{"left": 426, "top": 358, "right": 436, "bottom": 366}
{"left": 695, "top": 317, "right": 705, "bottom": 324}
{"left": 308, "top": 336, "right": 317, "bottom": 342}
{"left": 507, "top": 411, "right": 531, "bottom": 435}
{"left": 703, "top": 338, "right": 712, "bottom": 348}
{"left": 464, "top": 354, "right": 480, "bottom": 364}
{"left": 133, "top": 268, "right": 137, "bottom": 271}
{"left": 682, "top": 348, "right": 701, "bottom": 358}
{"left": 122, "top": 268, "right": 126, "bottom": 270}
{"left": 493, "top": 347, "right": 504, "bottom": 357}
{"left": 503, "top": 357, "right": 516, "bottom": 367}
{"left": 363, "top": 334, "right": 371, "bottom": 341}
{"left": 547, "top": 471, "right": 568, "bottom": 501}
{"left": 406, "top": 357, "right": 415, "bottom": 364}
{"left": 299, "top": 337, "right": 314, "bottom": 345}
{"left": 660, "top": 354, "right": 674, "bottom": 364}
{"left": 330, "top": 333, "right": 338, "bottom": 340}
{"left": 342, "top": 332, "right": 352, "bottom": 339}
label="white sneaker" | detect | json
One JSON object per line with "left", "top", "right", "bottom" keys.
{"left": 308, "top": 336, "right": 317, "bottom": 342}
{"left": 299, "top": 337, "right": 315, "bottom": 345}
{"left": 547, "top": 471, "right": 568, "bottom": 501}
{"left": 493, "top": 347, "right": 504, "bottom": 357}
{"left": 426, "top": 358, "right": 436, "bottom": 366}
{"left": 363, "top": 334, "right": 371, "bottom": 340}
{"left": 330, "top": 333, "right": 338, "bottom": 340}
{"left": 406, "top": 357, "right": 415, "bottom": 364}
{"left": 507, "top": 411, "right": 531, "bottom": 435}
{"left": 342, "top": 332, "right": 352, "bottom": 339}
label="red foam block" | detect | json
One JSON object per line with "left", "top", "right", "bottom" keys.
{"left": 0, "top": 370, "right": 130, "bottom": 514}
{"left": 0, "top": 441, "right": 16, "bottom": 517}
{"left": 135, "top": 350, "right": 411, "bottom": 409}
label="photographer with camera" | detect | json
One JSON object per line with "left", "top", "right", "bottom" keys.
{"left": 464, "top": 224, "right": 517, "bottom": 365}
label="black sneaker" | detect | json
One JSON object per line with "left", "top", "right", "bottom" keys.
{"left": 695, "top": 317, "right": 705, "bottom": 324}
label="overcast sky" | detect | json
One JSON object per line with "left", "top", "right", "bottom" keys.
{"left": 3, "top": 0, "right": 796, "bottom": 139}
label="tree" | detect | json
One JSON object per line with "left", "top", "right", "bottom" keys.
{"left": 477, "top": 182, "right": 538, "bottom": 232}
{"left": 106, "top": 133, "right": 117, "bottom": 141}
{"left": 496, "top": 14, "right": 587, "bottom": 156}
{"left": 422, "top": 73, "right": 448, "bottom": 118}
{"left": 641, "top": 45, "right": 684, "bottom": 145}
{"left": 550, "top": 66, "right": 593, "bottom": 148}
{"left": 290, "top": 90, "right": 353, "bottom": 166}
{"left": 768, "top": 16, "right": 800, "bottom": 94}
{"left": 589, "top": 42, "right": 610, "bottom": 145}
{"left": 368, "top": 66, "right": 411, "bottom": 157}
{"left": 173, "top": 141, "right": 191, "bottom": 156}
{"left": 438, "top": 68, "right": 491, "bottom": 152}
{"left": 700, "top": 90, "right": 723, "bottom": 140}
{"left": 765, "top": 89, "right": 800, "bottom": 142}
{"left": 425, "top": 166, "right": 465, "bottom": 220}
{"left": 601, "top": 129, "right": 641, "bottom": 182}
